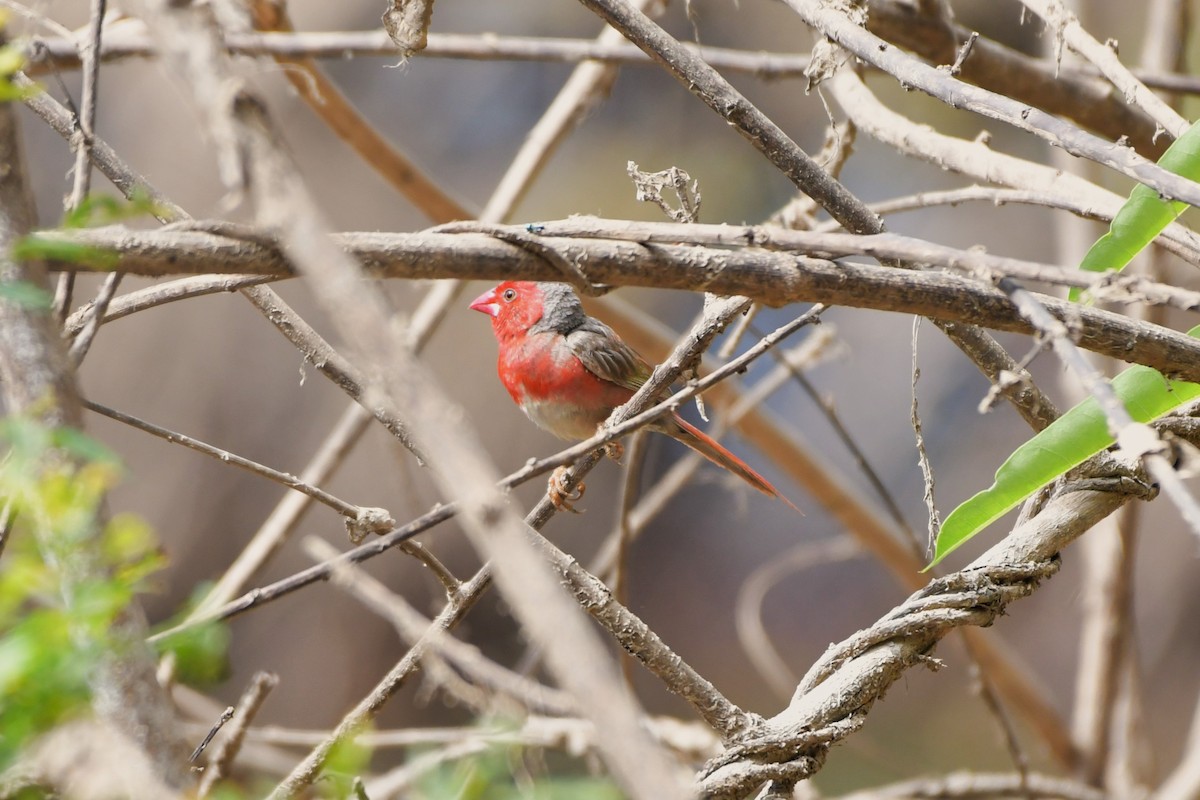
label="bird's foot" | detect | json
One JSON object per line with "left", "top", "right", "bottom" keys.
{"left": 549, "top": 466, "right": 585, "bottom": 513}
{"left": 593, "top": 424, "right": 624, "bottom": 463}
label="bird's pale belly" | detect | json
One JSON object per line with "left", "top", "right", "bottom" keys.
{"left": 518, "top": 398, "right": 611, "bottom": 440}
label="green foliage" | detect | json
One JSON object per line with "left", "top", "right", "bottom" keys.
{"left": 930, "top": 325, "right": 1200, "bottom": 567}
{"left": 317, "top": 730, "right": 376, "bottom": 799}
{"left": 205, "top": 785, "right": 262, "bottom": 800}
{"left": 416, "top": 742, "right": 622, "bottom": 800}
{"left": 0, "top": 417, "right": 168, "bottom": 770}
{"left": 0, "top": 280, "right": 52, "bottom": 310}
{"left": 61, "top": 189, "right": 166, "bottom": 230}
{"left": 932, "top": 117, "right": 1200, "bottom": 567}
{"left": 10, "top": 189, "right": 166, "bottom": 270}
{"left": 1072, "top": 119, "right": 1200, "bottom": 301}
{"left": 0, "top": 13, "right": 34, "bottom": 103}
{"left": 9, "top": 234, "right": 119, "bottom": 270}
{"left": 152, "top": 583, "right": 232, "bottom": 686}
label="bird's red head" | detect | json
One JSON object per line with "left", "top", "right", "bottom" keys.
{"left": 469, "top": 281, "right": 544, "bottom": 342}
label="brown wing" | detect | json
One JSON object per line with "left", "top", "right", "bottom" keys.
{"left": 565, "top": 319, "right": 652, "bottom": 392}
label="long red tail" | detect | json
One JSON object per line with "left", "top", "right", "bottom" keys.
{"left": 664, "top": 414, "right": 801, "bottom": 512}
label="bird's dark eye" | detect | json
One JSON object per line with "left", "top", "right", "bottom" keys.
{"left": 502, "top": 288, "right": 517, "bottom": 302}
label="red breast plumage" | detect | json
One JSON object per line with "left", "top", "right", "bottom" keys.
{"left": 470, "top": 280, "right": 796, "bottom": 508}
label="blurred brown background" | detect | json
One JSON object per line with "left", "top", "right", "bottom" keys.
{"left": 15, "top": 0, "right": 1200, "bottom": 792}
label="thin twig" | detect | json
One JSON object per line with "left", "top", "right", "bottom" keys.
{"left": 968, "top": 657, "right": 1033, "bottom": 796}
{"left": 398, "top": 540, "right": 461, "bottom": 598}
{"left": 67, "top": 271, "right": 121, "bottom": 365}
{"left": 749, "top": 323, "right": 915, "bottom": 544}
{"left": 190, "top": 706, "right": 235, "bottom": 764}
{"left": 1016, "top": 0, "right": 1188, "bottom": 138}
{"left": 20, "top": 22, "right": 1200, "bottom": 103}
{"left": 834, "top": 770, "right": 1110, "bottom": 800}
{"left": 26, "top": 27, "right": 813, "bottom": 78}
{"left": 814, "top": 184, "right": 1200, "bottom": 267}
{"left": 15, "top": 72, "right": 188, "bottom": 221}
{"left": 62, "top": 274, "right": 276, "bottom": 337}
{"left": 187, "top": 402, "right": 373, "bottom": 620}
{"left": 83, "top": 399, "right": 392, "bottom": 531}
{"left": 197, "top": 672, "right": 279, "bottom": 797}
{"left": 305, "top": 536, "right": 576, "bottom": 718}
{"left": 54, "top": 0, "right": 107, "bottom": 321}
{"left": 911, "top": 318, "right": 940, "bottom": 557}
{"left": 239, "top": 285, "right": 425, "bottom": 462}
{"left": 246, "top": 1, "right": 471, "bottom": 224}
{"left": 786, "top": 0, "right": 1200, "bottom": 207}
{"left": 734, "top": 538, "right": 862, "bottom": 699}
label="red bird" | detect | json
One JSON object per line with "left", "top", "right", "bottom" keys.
{"left": 470, "top": 280, "right": 794, "bottom": 510}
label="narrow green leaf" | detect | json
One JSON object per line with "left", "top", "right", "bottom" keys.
{"left": 151, "top": 584, "right": 231, "bottom": 686}
{"left": 1071, "top": 119, "right": 1200, "bottom": 301}
{"left": 0, "top": 280, "right": 53, "bottom": 310}
{"left": 62, "top": 190, "right": 163, "bottom": 229}
{"left": 929, "top": 325, "right": 1200, "bottom": 568}
{"left": 10, "top": 233, "right": 118, "bottom": 269}
{"left": 50, "top": 427, "right": 121, "bottom": 466}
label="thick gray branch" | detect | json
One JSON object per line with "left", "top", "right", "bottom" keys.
{"left": 37, "top": 226, "right": 1200, "bottom": 383}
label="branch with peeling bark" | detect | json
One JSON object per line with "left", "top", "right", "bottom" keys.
{"left": 32, "top": 223, "right": 1200, "bottom": 382}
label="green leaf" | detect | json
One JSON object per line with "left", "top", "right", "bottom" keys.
{"left": 153, "top": 618, "right": 231, "bottom": 686}
{"left": 0, "top": 280, "right": 53, "bottom": 310}
{"left": 51, "top": 426, "right": 122, "bottom": 466}
{"left": 152, "top": 584, "right": 231, "bottom": 686}
{"left": 318, "top": 730, "right": 374, "bottom": 799}
{"left": 62, "top": 190, "right": 164, "bottom": 229}
{"left": 929, "top": 325, "right": 1200, "bottom": 568}
{"left": 10, "top": 233, "right": 119, "bottom": 269}
{"left": 1071, "top": 119, "right": 1200, "bottom": 301}
{"left": 0, "top": 25, "right": 36, "bottom": 104}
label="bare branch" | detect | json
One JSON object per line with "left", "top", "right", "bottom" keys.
{"left": 786, "top": 0, "right": 1200, "bottom": 207}
{"left": 38, "top": 224, "right": 1200, "bottom": 384}
{"left": 864, "top": 0, "right": 1168, "bottom": 159}
{"left": 53, "top": 0, "right": 108, "bottom": 321}
{"left": 83, "top": 399, "right": 393, "bottom": 535}
{"left": 819, "top": 68, "right": 1200, "bottom": 265}
{"left": 700, "top": 504, "right": 1109, "bottom": 795}
{"left": 1016, "top": 0, "right": 1187, "bottom": 138}
{"left": 305, "top": 536, "right": 576, "bottom": 718}
{"left": 25, "top": 27, "right": 812, "bottom": 78}
{"left": 834, "top": 769, "right": 1111, "bottom": 800}
{"left": 247, "top": 1, "right": 471, "bottom": 224}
